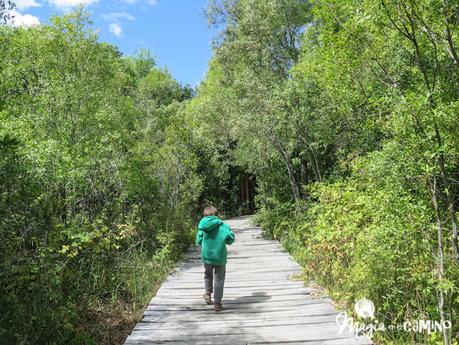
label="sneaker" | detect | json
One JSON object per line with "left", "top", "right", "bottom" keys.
{"left": 214, "top": 303, "right": 223, "bottom": 312}
{"left": 202, "top": 293, "right": 212, "bottom": 305}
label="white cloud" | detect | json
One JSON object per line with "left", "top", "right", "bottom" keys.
{"left": 109, "top": 23, "right": 122, "bottom": 37}
{"left": 121, "top": 0, "right": 156, "bottom": 5}
{"left": 47, "top": 0, "right": 98, "bottom": 9}
{"left": 102, "top": 12, "right": 135, "bottom": 37}
{"left": 10, "top": 10, "right": 40, "bottom": 27}
{"left": 101, "top": 12, "right": 135, "bottom": 21}
{"left": 15, "top": 0, "right": 41, "bottom": 10}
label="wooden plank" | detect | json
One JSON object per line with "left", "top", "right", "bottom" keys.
{"left": 134, "top": 315, "right": 338, "bottom": 329}
{"left": 140, "top": 312, "right": 340, "bottom": 325}
{"left": 126, "top": 323, "right": 363, "bottom": 343}
{"left": 126, "top": 339, "right": 372, "bottom": 345}
{"left": 161, "top": 279, "right": 305, "bottom": 286}
{"left": 145, "top": 300, "right": 334, "bottom": 312}
{"left": 123, "top": 216, "right": 372, "bottom": 345}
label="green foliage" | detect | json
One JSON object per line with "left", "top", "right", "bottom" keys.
{"left": 257, "top": 144, "right": 458, "bottom": 343}
{"left": 196, "top": 0, "right": 459, "bottom": 343}
{"left": 2, "top": 0, "right": 459, "bottom": 344}
{"left": 0, "top": 9, "right": 202, "bottom": 345}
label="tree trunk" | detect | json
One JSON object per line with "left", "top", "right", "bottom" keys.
{"left": 429, "top": 176, "right": 450, "bottom": 345}
{"left": 300, "top": 157, "right": 309, "bottom": 199}
{"left": 297, "top": 133, "right": 322, "bottom": 183}
{"left": 306, "top": 149, "right": 322, "bottom": 182}
{"left": 267, "top": 135, "right": 302, "bottom": 201}
{"left": 283, "top": 152, "right": 301, "bottom": 201}
{"left": 448, "top": 205, "right": 459, "bottom": 263}
{"left": 441, "top": 0, "right": 459, "bottom": 69}
{"left": 434, "top": 123, "right": 459, "bottom": 263}
{"left": 279, "top": 147, "right": 301, "bottom": 201}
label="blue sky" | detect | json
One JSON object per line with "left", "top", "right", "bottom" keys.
{"left": 11, "top": 0, "right": 218, "bottom": 87}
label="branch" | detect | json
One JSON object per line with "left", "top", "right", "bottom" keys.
{"left": 442, "top": 0, "right": 459, "bottom": 68}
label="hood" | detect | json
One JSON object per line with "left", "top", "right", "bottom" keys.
{"left": 198, "top": 216, "right": 223, "bottom": 232}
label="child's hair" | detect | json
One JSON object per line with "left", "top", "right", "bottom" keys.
{"left": 203, "top": 205, "right": 218, "bottom": 216}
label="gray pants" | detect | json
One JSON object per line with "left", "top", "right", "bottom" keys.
{"left": 204, "top": 264, "right": 226, "bottom": 304}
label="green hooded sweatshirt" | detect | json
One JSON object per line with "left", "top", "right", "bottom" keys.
{"left": 195, "top": 216, "right": 235, "bottom": 265}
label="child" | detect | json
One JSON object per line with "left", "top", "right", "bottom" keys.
{"left": 195, "top": 205, "right": 235, "bottom": 312}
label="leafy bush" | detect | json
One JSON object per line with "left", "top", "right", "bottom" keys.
{"left": 257, "top": 143, "right": 459, "bottom": 344}
{"left": 0, "top": 11, "right": 201, "bottom": 344}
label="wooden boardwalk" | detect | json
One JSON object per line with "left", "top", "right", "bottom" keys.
{"left": 124, "top": 216, "right": 372, "bottom": 345}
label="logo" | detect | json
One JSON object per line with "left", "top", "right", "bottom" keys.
{"left": 354, "top": 298, "right": 375, "bottom": 319}
{"left": 336, "top": 298, "right": 452, "bottom": 339}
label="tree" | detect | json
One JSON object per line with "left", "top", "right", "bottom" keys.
{"left": 0, "top": 0, "right": 14, "bottom": 24}
{"left": 0, "top": 8, "right": 203, "bottom": 343}
{"left": 205, "top": 0, "right": 316, "bottom": 202}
